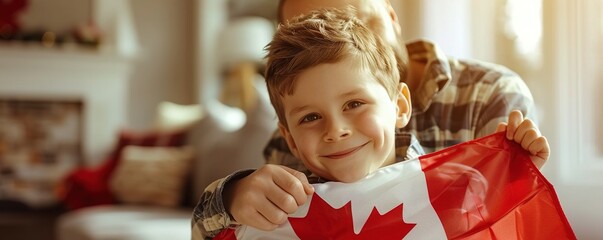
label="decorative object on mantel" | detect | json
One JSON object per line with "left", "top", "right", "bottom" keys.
{"left": 0, "top": 27, "right": 102, "bottom": 49}
{"left": 72, "top": 21, "right": 102, "bottom": 48}
{"left": 0, "top": 0, "right": 28, "bottom": 40}
{"left": 0, "top": 0, "right": 102, "bottom": 49}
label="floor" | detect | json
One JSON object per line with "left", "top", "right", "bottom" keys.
{"left": 0, "top": 200, "right": 64, "bottom": 240}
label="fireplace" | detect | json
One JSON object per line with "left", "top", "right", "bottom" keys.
{"left": 0, "top": 45, "right": 131, "bottom": 208}
{"left": 0, "top": 98, "right": 83, "bottom": 207}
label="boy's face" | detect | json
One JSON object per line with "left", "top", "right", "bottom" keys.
{"left": 278, "top": 57, "right": 410, "bottom": 183}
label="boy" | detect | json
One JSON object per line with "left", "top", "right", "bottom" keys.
{"left": 192, "top": 8, "right": 549, "bottom": 239}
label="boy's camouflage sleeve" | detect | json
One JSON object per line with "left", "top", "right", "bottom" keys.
{"left": 191, "top": 169, "right": 255, "bottom": 239}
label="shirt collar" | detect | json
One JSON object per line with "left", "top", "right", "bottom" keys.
{"left": 405, "top": 39, "right": 452, "bottom": 113}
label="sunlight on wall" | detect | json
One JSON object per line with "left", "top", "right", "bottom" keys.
{"left": 504, "top": 0, "right": 542, "bottom": 64}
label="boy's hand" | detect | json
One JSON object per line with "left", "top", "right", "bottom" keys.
{"left": 223, "top": 164, "right": 315, "bottom": 231}
{"left": 495, "top": 110, "right": 550, "bottom": 169}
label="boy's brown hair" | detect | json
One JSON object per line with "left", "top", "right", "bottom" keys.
{"left": 265, "top": 8, "right": 400, "bottom": 129}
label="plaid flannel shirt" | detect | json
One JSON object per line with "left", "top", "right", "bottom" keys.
{"left": 401, "top": 40, "right": 536, "bottom": 153}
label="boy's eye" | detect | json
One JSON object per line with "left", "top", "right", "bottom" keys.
{"left": 300, "top": 113, "right": 321, "bottom": 124}
{"left": 344, "top": 101, "right": 364, "bottom": 110}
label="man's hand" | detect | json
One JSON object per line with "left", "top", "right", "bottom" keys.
{"left": 223, "top": 164, "right": 315, "bottom": 231}
{"left": 495, "top": 110, "right": 550, "bottom": 169}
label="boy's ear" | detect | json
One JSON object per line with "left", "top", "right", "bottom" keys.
{"left": 278, "top": 123, "right": 300, "bottom": 159}
{"left": 396, "top": 83, "right": 412, "bottom": 128}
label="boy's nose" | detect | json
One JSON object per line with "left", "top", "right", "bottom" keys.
{"left": 323, "top": 119, "right": 351, "bottom": 142}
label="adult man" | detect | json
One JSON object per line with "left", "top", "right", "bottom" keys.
{"left": 264, "top": 0, "right": 537, "bottom": 174}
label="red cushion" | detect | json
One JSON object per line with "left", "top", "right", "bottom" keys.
{"left": 59, "top": 130, "right": 188, "bottom": 210}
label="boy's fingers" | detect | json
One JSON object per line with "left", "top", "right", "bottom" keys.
{"left": 256, "top": 199, "right": 289, "bottom": 226}
{"left": 513, "top": 119, "right": 536, "bottom": 144}
{"left": 302, "top": 179, "right": 315, "bottom": 195}
{"left": 229, "top": 189, "right": 278, "bottom": 230}
{"left": 265, "top": 186, "right": 299, "bottom": 214}
{"left": 495, "top": 122, "right": 507, "bottom": 133}
{"left": 530, "top": 155, "right": 547, "bottom": 169}
{"left": 275, "top": 167, "right": 313, "bottom": 206}
{"left": 249, "top": 209, "right": 280, "bottom": 231}
{"left": 521, "top": 129, "right": 539, "bottom": 150}
{"left": 282, "top": 166, "right": 315, "bottom": 195}
{"left": 528, "top": 136, "right": 550, "bottom": 158}
{"left": 528, "top": 137, "right": 549, "bottom": 169}
{"left": 506, "top": 110, "right": 523, "bottom": 140}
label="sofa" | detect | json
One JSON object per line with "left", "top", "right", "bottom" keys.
{"left": 56, "top": 83, "right": 277, "bottom": 240}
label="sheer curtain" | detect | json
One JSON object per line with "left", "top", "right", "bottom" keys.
{"left": 547, "top": 1, "right": 603, "bottom": 237}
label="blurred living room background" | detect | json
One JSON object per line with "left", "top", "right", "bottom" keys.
{"left": 0, "top": 0, "right": 601, "bottom": 239}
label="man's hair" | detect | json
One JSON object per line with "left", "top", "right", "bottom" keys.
{"left": 277, "top": 0, "right": 392, "bottom": 23}
{"left": 265, "top": 8, "right": 400, "bottom": 128}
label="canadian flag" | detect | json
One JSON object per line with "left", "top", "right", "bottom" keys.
{"left": 214, "top": 133, "right": 576, "bottom": 239}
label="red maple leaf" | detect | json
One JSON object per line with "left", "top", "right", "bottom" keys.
{"left": 289, "top": 194, "right": 416, "bottom": 239}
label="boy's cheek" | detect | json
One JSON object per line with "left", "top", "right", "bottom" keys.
{"left": 280, "top": 126, "right": 304, "bottom": 160}
{"left": 289, "top": 146, "right": 302, "bottom": 160}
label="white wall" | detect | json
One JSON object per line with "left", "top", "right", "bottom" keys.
{"left": 395, "top": 0, "right": 496, "bottom": 61}
{"left": 127, "top": 0, "right": 196, "bottom": 128}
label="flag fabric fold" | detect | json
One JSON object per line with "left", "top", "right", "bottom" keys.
{"left": 214, "top": 132, "right": 576, "bottom": 239}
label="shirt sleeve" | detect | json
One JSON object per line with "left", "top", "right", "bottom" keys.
{"left": 191, "top": 169, "right": 255, "bottom": 239}
{"left": 475, "top": 72, "right": 537, "bottom": 138}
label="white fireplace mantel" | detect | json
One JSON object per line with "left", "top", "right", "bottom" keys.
{"left": 0, "top": 45, "right": 132, "bottom": 165}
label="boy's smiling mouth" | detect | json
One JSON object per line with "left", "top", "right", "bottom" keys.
{"left": 320, "top": 141, "right": 370, "bottom": 159}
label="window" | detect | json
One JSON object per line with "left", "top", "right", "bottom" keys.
{"left": 504, "top": 0, "right": 543, "bottom": 64}
{"left": 555, "top": 0, "right": 603, "bottom": 185}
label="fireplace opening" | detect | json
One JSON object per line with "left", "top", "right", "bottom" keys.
{"left": 0, "top": 98, "right": 83, "bottom": 208}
